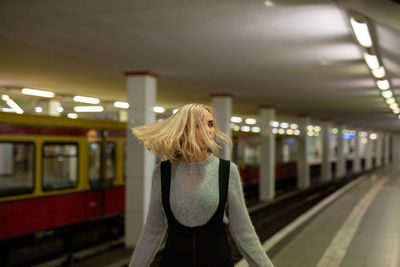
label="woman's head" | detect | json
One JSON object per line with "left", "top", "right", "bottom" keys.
{"left": 132, "top": 103, "right": 231, "bottom": 161}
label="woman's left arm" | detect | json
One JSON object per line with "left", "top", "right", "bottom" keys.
{"left": 227, "top": 163, "right": 274, "bottom": 267}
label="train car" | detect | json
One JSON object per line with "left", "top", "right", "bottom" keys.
{"left": 0, "top": 112, "right": 126, "bottom": 266}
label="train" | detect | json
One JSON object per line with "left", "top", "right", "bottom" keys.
{"left": 0, "top": 112, "right": 359, "bottom": 266}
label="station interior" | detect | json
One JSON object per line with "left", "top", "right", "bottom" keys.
{"left": 1, "top": 1, "right": 400, "bottom": 267}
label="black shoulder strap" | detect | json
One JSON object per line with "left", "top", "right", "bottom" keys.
{"left": 160, "top": 160, "right": 176, "bottom": 223}
{"left": 209, "top": 158, "right": 230, "bottom": 223}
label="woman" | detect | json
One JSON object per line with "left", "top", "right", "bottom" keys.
{"left": 128, "top": 103, "right": 274, "bottom": 267}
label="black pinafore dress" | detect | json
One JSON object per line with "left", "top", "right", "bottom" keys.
{"left": 159, "top": 159, "right": 234, "bottom": 267}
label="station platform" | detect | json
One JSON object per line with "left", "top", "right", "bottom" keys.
{"left": 64, "top": 166, "right": 399, "bottom": 267}
{"left": 240, "top": 166, "right": 399, "bottom": 267}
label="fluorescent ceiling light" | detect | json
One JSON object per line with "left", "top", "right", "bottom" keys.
{"left": 286, "top": 129, "right": 294, "bottom": 135}
{"left": 386, "top": 97, "right": 395, "bottom": 104}
{"left": 376, "top": 79, "right": 390, "bottom": 90}
{"left": 381, "top": 90, "right": 393, "bottom": 99}
{"left": 389, "top": 103, "right": 398, "bottom": 109}
{"left": 21, "top": 88, "right": 55, "bottom": 98}
{"left": 269, "top": 121, "right": 279, "bottom": 127}
{"left": 172, "top": 109, "right": 179, "bottom": 114}
{"left": 1, "top": 108, "right": 16, "bottom": 113}
{"left": 241, "top": 126, "right": 250, "bottom": 132}
{"left": 392, "top": 108, "right": 400, "bottom": 114}
{"left": 67, "top": 113, "right": 78, "bottom": 119}
{"left": 369, "top": 133, "right": 377, "bottom": 140}
{"left": 280, "top": 122, "right": 289, "bottom": 129}
{"left": 290, "top": 123, "right": 298, "bottom": 129}
{"left": 153, "top": 106, "right": 165, "bottom": 113}
{"left": 114, "top": 101, "right": 129, "bottom": 109}
{"left": 314, "top": 126, "right": 321, "bottom": 132}
{"left": 350, "top": 17, "right": 372, "bottom": 47}
{"left": 278, "top": 128, "right": 285, "bottom": 134}
{"left": 251, "top": 126, "right": 261, "bottom": 133}
{"left": 331, "top": 128, "right": 339, "bottom": 134}
{"left": 73, "top": 95, "right": 100, "bottom": 104}
{"left": 272, "top": 128, "right": 278, "bottom": 134}
{"left": 5, "top": 98, "right": 23, "bottom": 114}
{"left": 245, "top": 118, "right": 256, "bottom": 125}
{"left": 74, "top": 106, "right": 104, "bottom": 112}
{"left": 233, "top": 125, "right": 240, "bottom": 131}
{"left": 1, "top": 94, "right": 10, "bottom": 101}
{"left": 372, "top": 66, "right": 385, "bottom": 79}
{"left": 57, "top": 106, "right": 64, "bottom": 113}
{"left": 230, "top": 116, "right": 243, "bottom": 123}
{"left": 294, "top": 129, "right": 300, "bottom": 135}
{"left": 363, "top": 53, "right": 380, "bottom": 70}
{"left": 35, "top": 107, "right": 43, "bottom": 113}
{"left": 307, "top": 125, "right": 313, "bottom": 131}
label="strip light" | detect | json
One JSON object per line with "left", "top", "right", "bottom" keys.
{"left": 74, "top": 106, "right": 104, "bottom": 112}
{"left": 153, "top": 106, "right": 165, "bottom": 113}
{"left": 230, "top": 116, "right": 243, "bottom": 123}
{"left": 350, "top": 17, "right": 372, "bottom": 47}
{"left": 381, "top": 90, "right": 393, "bottom": 99}
{"left": 21, "top": 88, "right": 55, "bottom": 98}
{"left": 73, "top": 95, "right": 100, "bottom": 104}
{"left": 372, "top": 66, "right": 385, "bottom": 79}
{"left": 376, "top": 80, "right": 390, "bottom": 90}
{"left": 363, "top": 53, "right": 380, "bottom": 70}
{"left": 1, "top": 95, "right": 24, "bottom": 114}
{"left": 114, "top": 101, "right": 129, "bottom": 109}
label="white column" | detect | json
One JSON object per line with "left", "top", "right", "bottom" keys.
{"left": 124, "top": 71, "right": 157, "bottom": 247}
{"left": 353, "top": 129, "right": 362, "bottom": 173}
{"left": 296, "top": 116, "right": 310, "bottom": 189}
{"left": 376, "top": 132, "right": 383, "bottom": 167}
{"left": 336, "top": 124, "right": 346, "bottom": 178}
{"left": 259, "top": 106, "right": 275, "bottom": 201}
{"left": 365, "top": 131, "right": 373, "bottom": 171}
{"left": 321, "top": 121, "right": 332, "bottom": 181}
{"left": 384, "top": 133, "right": 390, "bottom": 165}
{"left": 48, "top": 99, "right": 61, "bottom": 116}
{"left": 211, "top": 94, "right": 232, "bottom": 160}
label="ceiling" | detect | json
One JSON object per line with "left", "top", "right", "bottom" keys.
{"left": 0, "top": 0, "right": 399, "bottom": 130}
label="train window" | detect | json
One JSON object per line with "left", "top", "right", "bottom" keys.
{"left": 0, "top": 142, "right": 35, "bottom": 197}
{"left": 89, "top": 142, "right": 116, "bottom": 189}
{"left": 89, "top": 142, "right": 101, "bottom": 189}
{"left": 42, "top": 143, "right": 78, "bottom": 191}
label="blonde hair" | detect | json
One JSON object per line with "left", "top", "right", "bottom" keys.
{"left": 132, "top": 103, "right": 231, "bottom": 162}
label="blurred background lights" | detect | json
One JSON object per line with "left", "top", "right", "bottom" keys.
{"left": 369, "top": 133, "right": 377, "bottom": 140}
{"left": 172, "top": 108, "right": 179, "bottom": 114}
{"left": 34, "top": 107, "right": 43, "bottom": 113}
{"left": 272, "top": 128, "right": 278, "bottom": 134}
{"left": 245, "top": 118, "right": 256, "bottom": 125}
{"left": 241, "top": 126, "right": 251, "bottom": 132}
{"left": 269, "top": 121, "right": 279, "bottom": 127}
{"left": 376, "top": 79, "right": 390, "bottom": 90}
{"left": 251, "top": 126, "right": 261, "bottom": 133}
{"left": 153, "top": 106, "right": 165, "bottom": 113}
{"left": 230, "top": 116, "right": 243, "bottom": 123}
{"left": 278, "top": 128, "right": 285, "bottom": 134}
{"left": 280, "top": 122, "right": 289, "bottom": 129}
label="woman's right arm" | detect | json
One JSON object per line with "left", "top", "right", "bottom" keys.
{"left": 128, "top": 165, "right": 167, "bottom": 267}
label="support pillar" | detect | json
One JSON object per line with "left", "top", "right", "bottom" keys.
{"left": 336, "top": 124, "right": 346, "bottom": 178}
{"left": 365, "top": 131, "right": 373, "bottom": 171}
{"left": 384, "top": 133, "right": 390, "bottom": 165}
{"left": 211, "top": 94, "right": 232, "bottom": 160}
{"left": 321, "top": 121, "right": 332, "bottom": 181}
{"left": 48, "top": 99, "right": 61, "bottom": 117}
{"left": 353, "top": 129, "right": 362, "bottom": 173}
{"left": 393, "top": 135, "right": 400, "bottom": 164}
{"left": 124, "top": 71, "right": 157, "bottom": 247}
{"left": 259, "top": 106, "right": 275, "bottom": 201}
{"left": 296, "top": 115, "right": 310, "bottom": 189}
{"left": 376, "top": 132, "right": 382, "bottom": 167}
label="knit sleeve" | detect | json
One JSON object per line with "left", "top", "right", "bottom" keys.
{"left": 227, "top": 163, "right": 274, "bottom": 267}
{"left": 128, "top": 164, "right": 167, "bottom": 267}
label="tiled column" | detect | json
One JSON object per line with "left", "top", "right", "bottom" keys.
{"left": 211, "top": 94, "right": 232, "bottom": 160}
{"left": 321, "top": 121, "right": 332, "bottom": 181}
{"left": 259, "top": 106, "right": 275, "bottom": 201}
{"left": 48, "top": 98, "right": 61, "bottom": 116}
{"left": 336, "top": 124, "right": 346, "bottom": 178}
{"left": 353, "top": 129, "right": 362, "bottom": 173}
{"left": 365, "top": 131, "right": 373, "bottom": 171}
{"left": 375, "top": 132, "right": 383, "bottom": 167}
{"left": 124, "top": 71, "right": 157, "bottom": 247}
{"left": 296, "top": 115, "right": 310, "bottom": 189}
{"left": 384, "top": 133, "right": 390, "bottom": 165}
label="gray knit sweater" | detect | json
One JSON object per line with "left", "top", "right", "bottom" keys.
{"left": 128, "top": 154, "right": 274, "bottom": 267}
